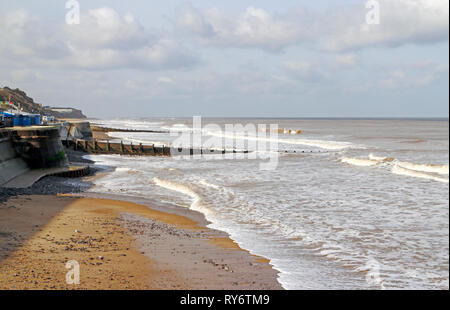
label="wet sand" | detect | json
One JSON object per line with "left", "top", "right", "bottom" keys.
{"left": 0, "top": 195, "right": 282, "bottom": 290}
{"left": 92, "top": 130, "right": 111, "bottom": 141}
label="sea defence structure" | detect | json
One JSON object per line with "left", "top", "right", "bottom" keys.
{"left": 0, "top": 126, "right": 89, "bottom": 188}
{"left": 0, "top": 129, "right": 29, "bottom": 185}
{"left": 62, "top": 122, "right": 176, "bottom": 156}
{"left": 62, "top": 122, "right": 315, "bottom": 156}
{"left": 8, "top": 126, "right": 69, "bottom": 169}
{"left": 60, "top": 121, "right": 93, "bottom": 141}
{"left": 63, "top": 139, "right": 172, "bottom": 156}
{"left": 62, "top": 122, "right": 242, "bottom": 156}
{"left": 63, "top": 138, "right": 249, "bottom": 156}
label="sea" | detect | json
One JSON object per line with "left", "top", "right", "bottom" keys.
{"left": 82, "top": 118, "right": 449, "bottom": 290}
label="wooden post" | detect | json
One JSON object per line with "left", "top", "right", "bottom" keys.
{"left": 94, "top": 140, "right": 98, "bottom": 151}
{"left": 107, "top": 141, "right": 111, "bottom": 152}
{"left": 120, "top": 141, "right": 124, "bottom": 153}
{"left": 164, "top": 146, "right": 170, "bottom": 156}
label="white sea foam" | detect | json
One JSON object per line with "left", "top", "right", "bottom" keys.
{"left": 107, "top": 132, "right": 167, "bottom": 146}
{"left": 343, "top": 154, "right": 449, "bottom": 183}
{"left": 396, "top": 161, "right": 449, "bottom": 175}
{"left": 153, "top": 177, "right": 213, "bottom": 215}
{"left": 92, "top": 119, "right": 165, "bottom": 131}
{"left": 341, "top": 157, "right": 379, "bottom": 167}
{"left": 368, "top": 153, "right": 395, "bottom": 162}
{"left": 392, "top": 165, "right": 449, "bottom": 183}
{"left": 199, "top": 179, "right": 221, "bottom": 189}
{"left": 207, "top": 131, "right": 355, "bottom": 150}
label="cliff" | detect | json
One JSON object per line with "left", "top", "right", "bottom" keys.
{"left": 0, "top": 86, "right": 86, "bottom": 119}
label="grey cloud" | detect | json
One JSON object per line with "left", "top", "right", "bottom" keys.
{"left": 176, "top": 1, "right": 449, "bottom": 53}
{"left": 0, "top": 10, "right": 69, "bottom": 61}
{"left": 324, "top": 0, "right": 449, "bottom": 52}
{"left": 0, "top": 8, "right": 199, "bottom": 71}
{"left": 65, "top": 7, "right": 152, "bottom": 50}
{"left": 175, "top": 4, "right": 316, "bottom": 52}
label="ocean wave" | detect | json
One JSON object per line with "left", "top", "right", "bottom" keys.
{"left": 343, "top": 154, "right": 449, "bottom": 182}
{"left": 107, "top": 132, "right": 167, "bottom": 146}
{"left": 341, "top": 157, "right": 380, "bottom": 167}
{"left": 396, "top": 161, "right": 449, "bottom": 175}
{"left": 207, "top": 131, "right": 355, "bottom": 150}
{"left": 153, "top": 177, "right": 213, "bottom": 215}
{"left": 368, "top": 153, "right": 395, "bottom": 162}
{"left": 199, "top": 179, "right": 221, "bottom": 189}
{"left": 392, "top": 165, "right": 449, "bottom": 183}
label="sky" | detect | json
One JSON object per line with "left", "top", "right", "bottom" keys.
{"left": 0, "top": 0, "right": 448, "bottom": 118}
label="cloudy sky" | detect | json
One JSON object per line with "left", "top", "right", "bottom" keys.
{"left": 0, "top": 0, "right": 448, "bottom": 118}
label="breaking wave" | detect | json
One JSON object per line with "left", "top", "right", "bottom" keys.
{"left": 396, "top": 161, "right": 449, "bottom": 175}
{"left": 153, "top": 177, "right": 213, "bottom": 215}
{"left": 342, "top": 153, "right": 449, "bottom": 183}
{"left": 341, "top": 157, "right": 380, "bottom": 167}
{"left": 199, "top": 179, "right": 221, "bottom": 189}
{"left": 368, "top": 153, "right": 395, "bottom": 162}
{"left": 207, "top": 131, "right": 355, "bottom": 150}
{"left": 392, "top": 165, "right": 449, "bottom": 183}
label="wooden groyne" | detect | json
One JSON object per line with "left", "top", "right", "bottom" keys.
{"left": 90, "top": 125, "right": 169, "bottom": 134}
{"left": 62, "top": 139, "right": 251, "bottom": 156}
{"left": 63, "top": 139, "right": 171, "bottom": 156}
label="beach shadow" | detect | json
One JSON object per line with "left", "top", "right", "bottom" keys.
{"left": 0, "top": 161, "right": 99, "bottom": 266}
{"left": 0, "top": 193, "right": 78, "bottom": 265}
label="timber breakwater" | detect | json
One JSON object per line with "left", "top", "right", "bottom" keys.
{"left": 63, "top": 139, "right": 172, "bottom": 156}
{"left": 1, "top": 120, "right": 247, "bottom": 188}
{"left": 62, "top": 121, "right": 172, "bottom": 156}
{"left": 65, "top": 121, "right": 245, "bottom": 156}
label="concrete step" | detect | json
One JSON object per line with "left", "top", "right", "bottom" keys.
{"left": 1, "top": 165, "right": 89, "bottom": 189}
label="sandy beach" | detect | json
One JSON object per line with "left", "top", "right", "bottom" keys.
{"left": 0, "top": 193, "right": 282, "bottom": 290}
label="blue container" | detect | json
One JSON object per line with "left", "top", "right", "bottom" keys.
{"left": 31, "top": 114, "right": 41, "bottom": 125}
{"left": 13, "top": 116, "right": 20, "bottom": 126}
{"left": 22, "top": 115, "right": 31, "bottom": 126}
{"left": 29, "top": 114, "right": 38, "bottom": 125}
{"left": 16, "top": 115, "right": 30, "bottom": 126}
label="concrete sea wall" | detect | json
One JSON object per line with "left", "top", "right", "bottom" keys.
{"left": 9, "top": 126, "right": 69, "bottom": 169}
{"left": 0, "top": 130, "right": 29, "bottom": 185}
{"left": 1, "top": 126, "right": 69, "bottom": 186}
